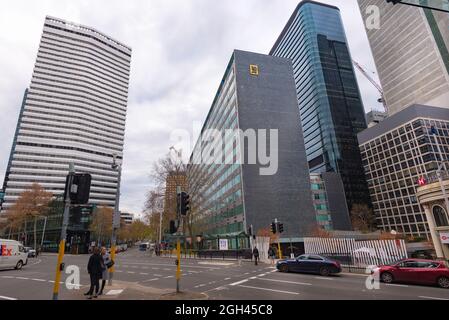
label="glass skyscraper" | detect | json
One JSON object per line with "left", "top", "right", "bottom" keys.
{"left": 270, "top": 1, "right": 371, "bottom": 216}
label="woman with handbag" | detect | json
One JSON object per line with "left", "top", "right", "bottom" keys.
{"left": 98, "top": 247, "right": 114, "bottom": 296}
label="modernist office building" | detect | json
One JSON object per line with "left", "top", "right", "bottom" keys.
{"left": 1, "top": 16, "right": 131, "bottom": 213}
{"left": 358, "top": 0, "right": 449, "bottom": 115}
{"left": 270, "top": 1, "right": 371, "bottom": 222}
{"left": 188, "top": 50, "right": 316, "bottom": 248}
{"left": 358, "top": 105, "right": 449, "bottom": 239}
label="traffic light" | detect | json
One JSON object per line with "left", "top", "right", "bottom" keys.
{"left": 180, "top": 192, "right": 190, "bottom": 216}
{"left": 64, "top": 173, "right": 91, "bottom": 205}
{"left": 271, "top": 222, "right": 277, "bottom": 234}
{"left": 278, "top": 223, "right": 284, "bottom": 234}
{"left": 169, "top": 220, "right": 178, "bottom": 234}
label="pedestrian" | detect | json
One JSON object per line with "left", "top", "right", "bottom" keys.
{"left": 84, "top": 247, "right": 105, "bottom": 299}
{"left": 253, "top": 247, "right": 260, "bottom": 266}
{"left": 98, "top": 247, "right": 113, "bottom": 296}
{"left": 268, "top": 247, "right": 276, "bottom": 265}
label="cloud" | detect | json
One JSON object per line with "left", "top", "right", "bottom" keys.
{"left": 0, "top": 0, "right": 382, "bottom": 216}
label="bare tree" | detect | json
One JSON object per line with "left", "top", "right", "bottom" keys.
{"left": 351, "top": 204, "right": 376, "bottom": 233}
{"left": 89, "top": 207, "right": 113, "bottom": 246}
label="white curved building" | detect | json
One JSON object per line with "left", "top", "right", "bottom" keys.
{"left": 1, "top": 16, "right": 132, "bottom": 211}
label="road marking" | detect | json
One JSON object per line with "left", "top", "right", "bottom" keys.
{"left": 258, "top": 274, "right": 266, "bottom": 277}
{"left": 127, "top": 271, "right": 135, "bottom": 274}
{"left": 16, "top": 277, "right": 29, "bottom": 280}
{"left": 257, "top": 278, "right": 312, "bottom": 286}
{"left": 115, "top": 270, "right": 123, "bottom": 273}
{"left": 230, "top": 280, "right": 249, "bottom": 286}
{"left": 237, "top": 285, "right": 300, "bottom": 295}
{"left": 314, "top": 277, "right": 334, "bottom": 281}
{"left": 1, "top": 276, "right": 14, "bottom": 279}
{"left": 154, "top": 274, "right": 164, "bottom": 277}
{"left": 386, "top": 284, "right": 409, "bottom": 288}
{"left": 106, "top": 290, "right": 123, "bottom": 296}
{"left": 0, "top": 296, "right": 17, "bottom": 301}
{"left": 224, "top": 278, "right": 231, "bottom": 281}
{"left": 152, "top": 268, "right": 160, "bottom": 270}
{"left": 419, "top": 296, "right": 449, "bottom": 301}
{"left": 164, "top": 268, "right": 171, "bottom": 271}
{"left": 142, "top": 278, "right": 159, "bottom": 283}
{"left": 31, "top": 279, "right": 46, "bottom": 282}
{"left": 164, "top": 276, "right": 174, "bottom": 279}
{"left": 140, "top": 273, "right": 149, "bottom": 275}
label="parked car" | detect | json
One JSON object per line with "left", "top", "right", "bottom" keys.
{"left": 24, "top": 247, "right": 36, "bottom": 258}
{"left": 276, "top": 254, "right": 342, "bottom": 276}
{"left": 373, "top": 259, "right": 449, "bottom": 289}
{"left": 0, "top": 239, "right": 28, "bottom": 270}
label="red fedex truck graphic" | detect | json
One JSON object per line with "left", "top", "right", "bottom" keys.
{"left": 0, "top": 239, "right": 28, "bottom": 270}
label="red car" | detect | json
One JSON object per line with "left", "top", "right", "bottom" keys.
{"left": 374, "top": 259, "right": 449, "bottom": 289}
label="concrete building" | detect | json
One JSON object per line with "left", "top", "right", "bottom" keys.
{"left": 358, "top": 0, "right": 449, "bottom": 115}
{"left": 366, "top": 110, "right": 388, "bottom": 128}
{"left": 270, "top": 1, "right": 371, "bottom": 215}
{"left": 120, "top": 212, "right": 134, "bottom": 225}
{"left": 1, "top": 16, "right": 131, "bottom": 213}
{"left": 358, "top": 104, "right": 449, "bottom": 238}
{"left": 188, "top": 50, "right": 316, "bottom": 249}
{"left": 416, "top": 175, "right": 449, "bottom": 261}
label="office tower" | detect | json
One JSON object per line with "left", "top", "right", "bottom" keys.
{"left": 120, "top": 212, "right": 134, "bottom": 225}
{"left": 188, "top": 50, "right": 316, "bottom": 248}
{"left": 358, "top": 0, "right": 449, "bottom": 115}
{"left": 366, "top": 110, "right": 388, "bottom": 128}
{"left": 270, "top": 1, "right": 371, "bottom": 220}
{"left": 310, "top": 172, "right": 351, "bottom": 231}
{"left": 1, "top": 16, "right": 132, "bottom": 212}
{"left": 358, "top": 104, "right": 449, "bottom": 239}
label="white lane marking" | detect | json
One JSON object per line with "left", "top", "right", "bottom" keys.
{"left": 140, "top": 273, "right": 149, "bottom": 275}
{"left": 257, "top": 278, "right": 312, "bottom": 286}
{"left": 1, "top": 276, "right": 15, "bottom": 279}
{"left": 386, "top": 284, "right": 409, "bottom": 288}
{"left": 31, "top": 279, "right": 46, "bottom": 282}
{"left": 0, "top": 296, "right": 17, "bottom": 301}
{"left": 258, "top": 274, "right": 266, "bottom": 277}
{"left": 419, "top": 296, "right": 449, "bottom": 301}
{"left": 244, "top": 273, "right": 250, "bottom": 275}
{"left": 142, "top": 278, "right": 159, "bottom": 283}
{"left": 224, "top": 278, "right": 231, "bottom": 281}
{"left": 127, "top": 271, "right": 135, "bottom": 274}
{"left": 115, "top": 270, "right": 123, "bottom": 273}
{"left": 106, "top": 289, "right": 123, "bottom": 296}
{"left": 249, "top": 277, "right": 257, "bottom": 280}
{"left": 238, "top": 285, "right": 300, "bottom": 295}
{"left": 230, "top": 280, "right": 249, "bottom": 286}
{"left": 314, "top": 277, "right": 334, "bottom": 281}
{"left": 152, "top": 268, "right": 160, "bottom": 270}
{"left": 16, "top": 277, "right": 29, "bottom": 280}
{"left": 164, "top": 276, "right": 174, "bottom": 279}
{"left": 154, "top": 274, "right": 164, "bottom": 277}
{"left": 163, "top": 268, "right": 171, "bottom": 271}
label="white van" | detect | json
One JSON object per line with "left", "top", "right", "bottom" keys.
{"left": 0, "top": 239, "right": 28, "bottom": 270}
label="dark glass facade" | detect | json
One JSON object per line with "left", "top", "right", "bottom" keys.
{"left": 270, "top": 1, "right": 371, "bottom": 213}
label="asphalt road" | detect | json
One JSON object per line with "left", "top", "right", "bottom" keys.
{"left": 0, "top": 248, "right": 448, "bottom": 300}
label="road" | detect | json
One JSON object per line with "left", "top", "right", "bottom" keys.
{"left": 0, "top": 248, "right": 448, "bottom": 300}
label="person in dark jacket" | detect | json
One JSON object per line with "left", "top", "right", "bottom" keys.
{"left": 253, "top": 247, "right": 260, "bottom": 266}
{"left": 84, "top": 247, "right": 105, "bottom": 299}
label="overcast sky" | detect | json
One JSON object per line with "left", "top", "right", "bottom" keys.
{"left": 0, "top": 0, "right": 383, "bottom": 216}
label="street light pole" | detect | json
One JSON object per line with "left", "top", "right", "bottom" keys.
{"left": 109, "top": 154, "right": 122, "bottom": 286}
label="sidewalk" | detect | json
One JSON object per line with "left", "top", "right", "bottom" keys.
{"left": 65, "top": 281, "right": 208, "bottom": 300}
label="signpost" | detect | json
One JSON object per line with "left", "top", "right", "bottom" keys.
{"left": 441, "top": 232, "right": 449, "bottom": 244}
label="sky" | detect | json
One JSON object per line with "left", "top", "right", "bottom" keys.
{"left": 0, "top": 0, "right": 384, "bottom": 217}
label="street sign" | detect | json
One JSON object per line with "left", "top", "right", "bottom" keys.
{"left": 219, "top": 239, "right": 229, "bottom": 251}
{"left": 440, "top": 232, "right": 449, "bottom": 244}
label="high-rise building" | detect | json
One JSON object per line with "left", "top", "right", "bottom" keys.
{"left": 188, "top": 50, "right": 316, "bottom": 249}
{"left": 358, "top": 0, "right": 449, "bottom": 115}
{"left": 358, "top": 104, "right": 449, "bottom": 239}
{"left": 120, "top": 212, "right": 134, "bottom": 225}
{"left": 1, "top": 16, "right": 132, "bottom": 213}
{"left": 270, "top": 1, "right": 371, "bottom": 216}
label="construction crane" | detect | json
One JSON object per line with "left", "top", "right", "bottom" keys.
{"left": 352, "top": 60, "right": 388, "bottom": 113}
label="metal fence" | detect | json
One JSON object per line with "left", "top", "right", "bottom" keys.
{"left": 304, "top": 237, "right": 408, "bottom": 269}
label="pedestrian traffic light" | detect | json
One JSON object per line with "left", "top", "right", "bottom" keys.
{"left": 278, "top": 223, "right": 284, "bottom": 234}
{"left": 180, "top": 192, "right": 190, "bottom": 216}
{"left": 169, "top": 220, "right": 178, "bottom": 234}
{"left": 271, "top": 222, "right": 277, "bottom": 234}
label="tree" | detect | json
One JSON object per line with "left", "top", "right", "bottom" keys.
{"left": 351, "top": 204, "right": 376, "bottom": 233}
{"left": 89, "top": 207, "right": 113, "bottom": 246}
{"left": 308, "top": 224, "right": 331, "bottom": 238}
{"left": 8, "top": 183, "right": 52, "bottom": 249}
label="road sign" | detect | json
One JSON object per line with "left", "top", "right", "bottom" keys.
{"left": 440, "top": 232, "right": 449, "bottom": 244}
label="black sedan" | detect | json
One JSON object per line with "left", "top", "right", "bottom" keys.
{"left": 276, "top": 254, "right": 342, "bottom": 276}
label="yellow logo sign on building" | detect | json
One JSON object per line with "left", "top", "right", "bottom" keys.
{"left": 249, "top": 64, "right": 259, "bottom": 76}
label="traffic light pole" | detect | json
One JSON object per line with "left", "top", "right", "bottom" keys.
{"left": 109, "top": 156, "right": 122, "bottom": 286}
{"left": 52, "top": 163, "right": 75, "bottom": 300}
{"left": 274, "top": 219, "right": 283, "bottom": 259}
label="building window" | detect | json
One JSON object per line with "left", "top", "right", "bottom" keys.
{"left": 433, "top": 205, "right": 449, "bottom": 227}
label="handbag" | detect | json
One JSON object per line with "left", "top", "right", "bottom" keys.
{"left": 106, "top": 259, "right": 115, "bottom": 269}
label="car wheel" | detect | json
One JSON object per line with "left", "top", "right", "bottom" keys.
{"left": 381, "top": 272, "right": 394, "bottom": 284}
{"left": 279, "top": 264, "right": 289, "bottom": 273}
{"left": 15, "top": 260, "right": 23, "bottom": 270}
{"left": 437, "top": 276, "right": 449, "bottom": 289}
{"left": 319, "top": 266, "right": 331, "bottom": 277}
